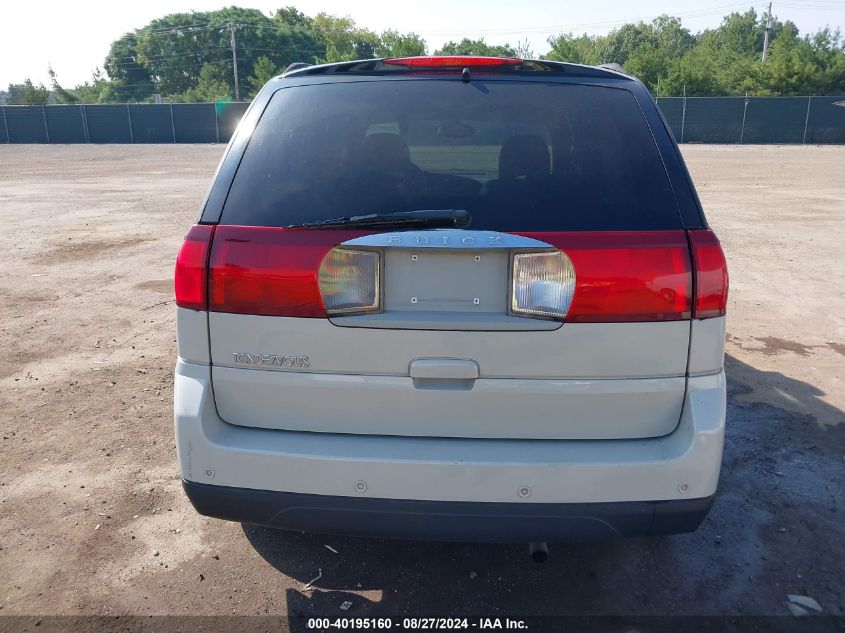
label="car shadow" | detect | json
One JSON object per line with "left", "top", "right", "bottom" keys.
{"left": 242, "top": 354, "right": 845, "bottom": 618}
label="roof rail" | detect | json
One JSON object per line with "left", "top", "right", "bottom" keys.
{"left": 282, "top": 62, "right": 311, "bottom": 75}
{"left": 597, "top": 63, "right": 626, "bottom": 74}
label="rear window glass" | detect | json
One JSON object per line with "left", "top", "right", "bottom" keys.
{"left": 221, "top": 80, "right": 681, "bottom": 231}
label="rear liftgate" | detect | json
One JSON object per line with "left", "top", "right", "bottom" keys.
{"left": 205, "top": 227, "right": 697, "bottom": 440}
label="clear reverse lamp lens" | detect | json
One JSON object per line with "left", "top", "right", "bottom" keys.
{"left": 318, "top": 248, "right": 380, "bottom": 315}
{"left": 512, "top": 251, "right": 576, "bottom": 319}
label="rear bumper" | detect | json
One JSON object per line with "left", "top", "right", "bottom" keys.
{"left": 175, "top": 360, "right": 725, "bottom": 538}
{"left": 183, "top": 479, "right": 714, "bottom": 542}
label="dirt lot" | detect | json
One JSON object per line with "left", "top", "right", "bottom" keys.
{"left": 0, "top": 145, "right": 842, "bottom": 620}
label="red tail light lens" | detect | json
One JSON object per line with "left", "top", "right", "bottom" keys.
{"left": 383, "top": 56, "right": 523, "bottom": 67}
{"left": 208, "top": 226, "right": 369, "bottom": 317}
{"left": 174, "top": 224, "right": 214, "bottom": 311}
{"left": 520, "top": 231, "right": 693, "bottom": 322}
{"left": 689, "top": 230, "right": 729, "bottom": 318}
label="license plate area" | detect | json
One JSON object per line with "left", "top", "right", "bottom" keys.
{"left": 384, "top": 250, "right": 509, "bottom": 313}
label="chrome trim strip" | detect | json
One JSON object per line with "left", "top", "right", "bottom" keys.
{"left": 341, "top": 230, "right": 553, "bottom": 250}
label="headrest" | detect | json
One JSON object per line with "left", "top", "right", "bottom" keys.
{"left": 498, "top": 134, "right": 551, "bottom": 181}
{"left": 363, "top": 133, "right": 412, "bottom": 172}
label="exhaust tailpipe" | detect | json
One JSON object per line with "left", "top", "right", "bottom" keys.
{"left": 528, "top": 541, "right": 548, "bottom": 563}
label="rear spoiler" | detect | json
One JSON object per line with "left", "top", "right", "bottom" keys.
{"left": 279, "top": 58, "right": 633, "bottom": 80}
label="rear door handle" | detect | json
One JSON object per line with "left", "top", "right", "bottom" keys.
{"left": 409, "top": 359, "right": 479, "bottom": 380}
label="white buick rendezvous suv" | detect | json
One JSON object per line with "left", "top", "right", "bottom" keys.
{"left": 173, "top": 56, "right": 728, "bottom": 542}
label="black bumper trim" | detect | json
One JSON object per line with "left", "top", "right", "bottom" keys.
{"left": 183, "top": 480, "right": 713, "bottom": 542}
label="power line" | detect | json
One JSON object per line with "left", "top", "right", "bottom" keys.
{"left": 777, "top": 3, "right": 845, "bottom": 9}
{"left": 106, "top": 47, "right": 232, "bottom": 64}
{"left": 131, "top": 20, "right": 259, "bottom": 36}
{"left": 106, "top": 45, "right": 328, "bottom": 65}
{"left": 120, "top": 19, "right": 324, "bottom": 38}
{"left": 776, "top": 0, "right": 843, "bottom": 5}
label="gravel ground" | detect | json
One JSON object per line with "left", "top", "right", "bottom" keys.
{"left": 0, "top": 144, "right": 842, "bottom": 619}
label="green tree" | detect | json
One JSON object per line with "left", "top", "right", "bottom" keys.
{"left": 76, "top": 69, "right": 119, "bottom": 103}
{"left": 311, "top": 13, "right": 379, "bottom": 62}
{"left": 48, "top": 66, "right": 79, "bottom": 104}
{"left": 104, "top": 33, "right": 155, "bottom": 101}
{"left": 95, "top": 5, "right": 844, "bottom": 101}
{"left": 708, "top": 9, "right": 765, "bottom": 57}
{"left": 514, "top": 39, "right": 534, "bottom": 59}
{"left": 5, "top": 84, "right": 22, "bottom": 104}
{"left": 761, "top": 27, "right": 845, "bottom": 94}
{"left": 806, "top": 28, "right": 845, "bottom": 94}
{"left": 18, "top": 78, "right": 50, "bottom": 104}
{"left": 599, "top": 22, "right": 657, "bottom": 65}
{"left": 99, "top": 7, "right": 431, "bottom": 100}
{"left": 435, "top": 38, "right": 517, "bottom": 57}
{"left": 376, "top": 30, "right": 427, "bottom": 57}
{"left": 273, "top": 7, "right": 324, "bottom": 65}
{"left": 651, "top": 15, "right": 696, "bottom": 59}
{"left": 178, "top": 63, "right": 232, "bottom": 102}
{"left": 544, "top": 33, "right": 600, "bottom": 64}
{"left": 660, "top": 40, "right": 725, "bottom": 95}
{"left": 248, "top": 56, "right": 277, "bottom": 95}
{"left": 130, "top": 7, "right": 318, "bottom": 98}
{"left": 625, "top": 43, "right": 671, "bottom": 92}
{"left": 47, "top": 67, "right": 119, "bottom": 104}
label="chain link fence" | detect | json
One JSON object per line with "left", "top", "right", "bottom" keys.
{"left": 0, "top": 102, "right": 249, "bottom": 144}
{"left": 656, "top": 95, "right": 845, "bottom": 144}
{"left": 1, "top": 97, "right": 843, "bottom": 145}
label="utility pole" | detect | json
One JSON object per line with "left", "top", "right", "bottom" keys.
{"left": 228, "top": 23, "right": 240, "bottom": 101}
{"left": 762, "top": 2, "right": 773, "bottom": 63}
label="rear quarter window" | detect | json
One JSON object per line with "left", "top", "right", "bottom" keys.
{"left": 221, "top": 79, "right": 682, "bottom": 231}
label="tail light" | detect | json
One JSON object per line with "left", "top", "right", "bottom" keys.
{"left": 689, "top": 230, "right": 729, "bottom": 318}
{"left": 384, "top": 56, "right": 523, "bottom": 67}
{"left": 203, "top": 227, "right": 709, "bottom": 323}
{"left": 521, "top": 231, "right": 693, "bottom": 322}
{"left": 318, "top": 248, "right": 380, "bottom": 315}
{"left": 511, "top": 251, "right": 576, "bottom": 319}
{"left": 174, "top": 224, "right": 214, "bottom": 311}
{"left": 207, "top": 226, "right": 370, "bottom": 317}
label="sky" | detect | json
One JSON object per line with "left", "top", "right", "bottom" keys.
{"left": 2, "top": 0, "right": 843, "bottom": 88}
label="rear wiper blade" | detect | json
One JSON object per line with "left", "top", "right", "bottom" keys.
{"left": 285, "top": 209, "right": 471, "bottom": 229}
